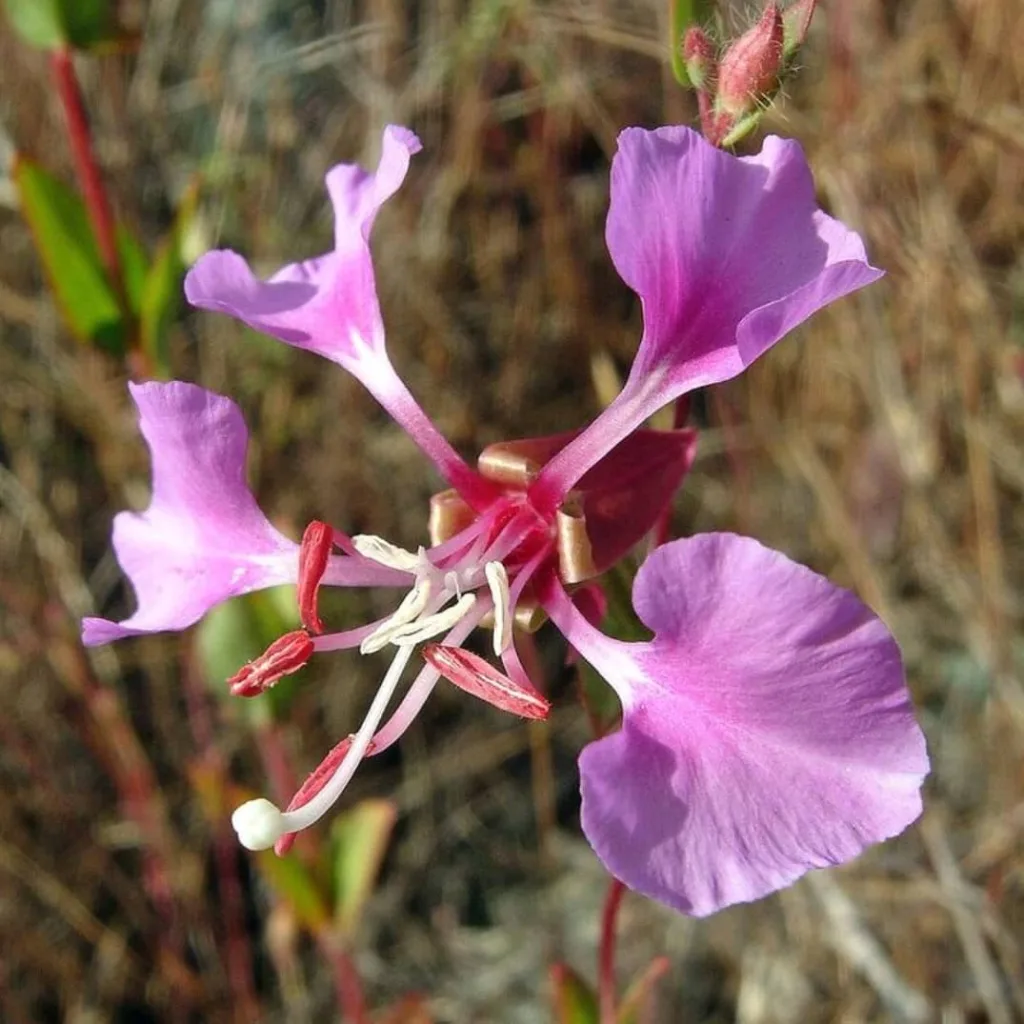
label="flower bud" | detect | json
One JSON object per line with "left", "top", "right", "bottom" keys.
{"left": 717, "top": 4, "right": 784, "bottom": 118}
{"left": 682, "top": 26, "right": 717, "bottom": 91}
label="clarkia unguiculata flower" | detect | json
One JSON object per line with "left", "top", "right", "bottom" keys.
{"left": 84, "top": 125, "right": 928, "bottom": 916}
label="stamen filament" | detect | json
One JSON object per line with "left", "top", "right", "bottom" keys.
{"left": 370, "top": 607, "right": 484, "bottom": 754}
{"left": 279, "top": 641, "right": 417, "bottom": 834}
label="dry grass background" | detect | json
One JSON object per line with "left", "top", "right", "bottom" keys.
{"left": 1, "top": 0, "right": 1023, "bottom": 1020}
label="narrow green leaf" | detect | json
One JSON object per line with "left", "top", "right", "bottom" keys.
{"left": 3, "top": 0, "right": 66, "bottom": 49}
{"left": 140, "top": 184, "right": 199, "bottom": 378}
{"left": 13, "top": 155, "right": 131, "bottom": 353}
{"left": 195, "top": 587, "right": 303, "bottom": 723}
{"left": 331, "top": 799, "right": 396, "bottom": 938}
{"left": 3, "top": 0, "right": 130, "bottom": 51}
{"left": 669, "top": 0, "right": 716, "bottom": 87}
{"left": 551, "top": 964, "right": 599, "bottom": 1024}
{"left": 617, "top": 957, "right": 670, "bottom": 1024}
{"left": 255, "top": 850, "right": 330, "bottom": 933}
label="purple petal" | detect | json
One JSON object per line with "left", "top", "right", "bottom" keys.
{"left": 530, "top": 127, "right": 883, "bottom": 510}
{"left": 82, "top": 383, "right": 405, "bottom": 646}
{"left": 184, "top": 127, "right": 492, "bottom": 505}
{"left": 82, "top": 382, "right": 297, "bottom": 645}
{"left": 540, "top": 534, "right": 927, "bottom": 916}
{"left": 184, "top": 125, "right": 420, "bottom": 367}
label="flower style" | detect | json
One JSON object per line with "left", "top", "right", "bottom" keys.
{"left": 84, "top": 124, "right": 927, "bottom": 916}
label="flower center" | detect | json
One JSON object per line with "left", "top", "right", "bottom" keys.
{"left": 231, "top": 497, "right": 555, "bottom": 852}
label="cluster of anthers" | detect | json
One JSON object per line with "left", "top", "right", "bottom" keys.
{"left": 229, "top": 445, "right": 594, "bottom": 855}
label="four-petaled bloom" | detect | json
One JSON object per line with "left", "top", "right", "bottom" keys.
{"left": 83, "top": 124, "right": 928, "bottom": 916}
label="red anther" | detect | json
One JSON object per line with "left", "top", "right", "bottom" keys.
{"left": 228, "top": 630, "right": 314, "bottom": 697}
{"left": 423, "top": 644, "right": 551, "bottom": 720}
{"left": 298, "top": 520, "right": 334, "bottom": 633}
{"left": 274, "top": 733, "right": 378, "bottom": 855}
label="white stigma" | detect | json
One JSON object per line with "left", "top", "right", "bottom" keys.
{"left": 232, "top": 798, "right": 286, "bottom": 851}
{"left": 485, "top": 561, "right": 512, "bottom": 655}
{"left": 352, "top": 535, "right": 423, "bottom": 572}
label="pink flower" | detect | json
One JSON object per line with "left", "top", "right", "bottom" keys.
{"left": 84, "top": 125, "right": 927, "bottom": 915}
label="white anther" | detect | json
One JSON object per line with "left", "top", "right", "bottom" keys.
{"left": 388, "top": 593, "right": 478, "bottom": 646}
{"left": 485, "top": 562, "right": 512, "bottom": 656}
{"left": 360, "top": 580, "right": 433, "bottom": 654}
{"left": 232, "top": 798, "right": 286, "bottom": 851}
{"left": 352, "top": 535, "right": 421, "bottom": 572}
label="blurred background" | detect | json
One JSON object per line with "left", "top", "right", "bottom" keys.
{"left": 1, "top": 0, "right": 1023, "bottom": 1020}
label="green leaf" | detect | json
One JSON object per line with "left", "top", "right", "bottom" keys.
{"left": 4, "top": 0, "right": 66, "bottom": 48}
{"left": 331, "top": 799, "right": 396, "bottom": 938}
{"left": 3, "top": 0, "right": 130, "bottom": 51}
{"left": 617, "top": 958, "right": 670, "bottom": 1024}
{"left": 195, "top": 587, "right": 303, "bottom": 724}
{"left": 140, "top": 184, "right": 199, "bottom": 378}
{"left": 13, "top": 155, "right": 135, "bottom": 354}
{"left": 551, "top": 964, "right": 599, "bottom": 1024}
{"left": 255, "top": 850, "right": 330, "bottom": 933}
{"left": 669, "top": 0, "right": 716, "bottom": 87}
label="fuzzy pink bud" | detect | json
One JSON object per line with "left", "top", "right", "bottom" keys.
{"left": 682, "top": 26, "right": 717, "bottom": 91}
{"left": 717, "top": 4, "right": 785, "bottom": 118}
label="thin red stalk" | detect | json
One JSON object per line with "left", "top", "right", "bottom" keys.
{"left": 598, "top": 878, "right": 627, "bottom": 1024}
{"left": 49, "top": 47, "right": 125, "bottom": 305}
{"left": 181, "top": 652, "right": 261, "bottom": 1021}
{"left": 317, "top": 933, "right": 370, "bottom": 1024}
{"left": 59, "top": 643, "right": 199, "bottom": 1013}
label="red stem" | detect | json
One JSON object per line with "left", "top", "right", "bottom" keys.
{"left": 598, "top": 878, "right": 626, "bottom": 1024}
{"left": 181, "top": 652, "right": 262, "bottom": 1021}
{"left": 49, "top": 47, "right": 125, "bottom": 306}
{"left": 317, "top": 934, "right": 370, "bottom": 1024}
